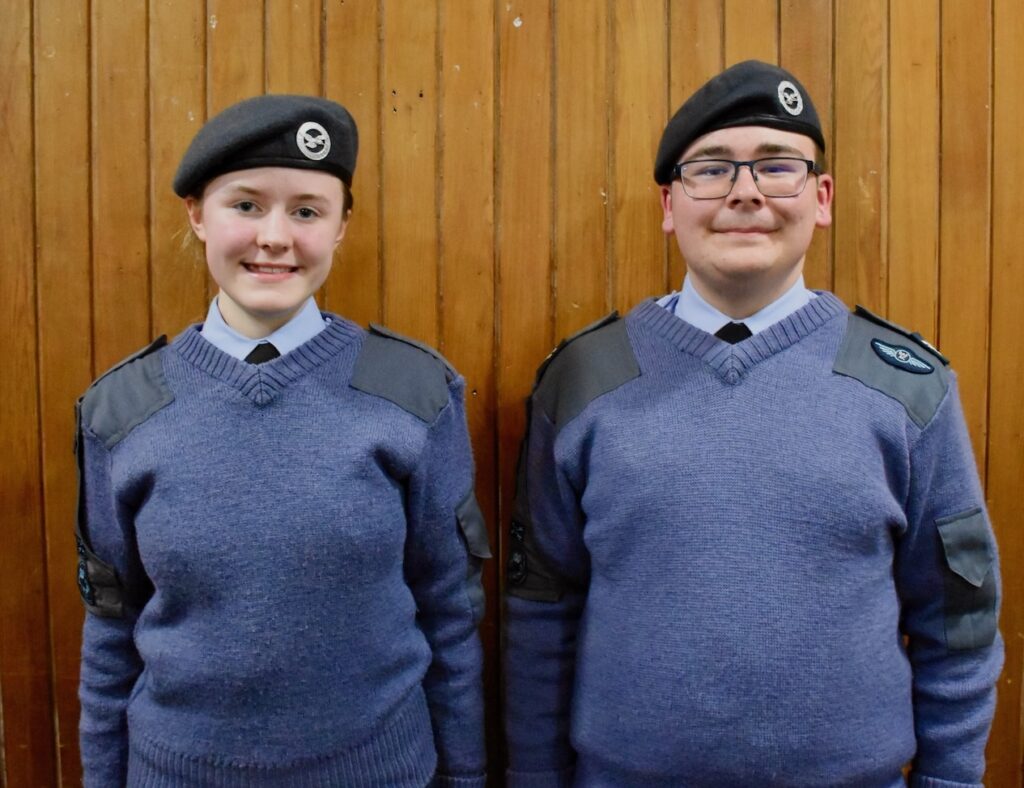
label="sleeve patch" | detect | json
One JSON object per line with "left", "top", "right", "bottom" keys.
{"left": 936, "top": 508, "right": 998, "bottom": 650}
{"left": 76, "top": 534, "right": 125, "bottom": 618}
{"left": 456, "top": 490, "right": 491, "bottom": 623}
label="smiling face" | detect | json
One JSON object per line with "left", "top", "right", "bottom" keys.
{"left": 660, "top": 125, "right": 833, "bottom": 318}
{"left": 186, "top": 167, "right": 349, "bottom": 338}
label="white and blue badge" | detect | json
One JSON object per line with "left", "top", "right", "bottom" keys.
{"left": 296, "top": 121, "right": 330, "bottom": 161}
{"left": 777, "top": 80, "right": 803, "bottom": 116}
{"left": 871, "top": 338, "right": 934, "bottom": 375}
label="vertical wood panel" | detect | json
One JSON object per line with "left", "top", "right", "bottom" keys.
{"left": 35, "top": 0, "right": 92, "bottom": 782}
{"left": 987, "top": 2, "right": 1024, "bottom": 780}
{"left": 265, "top": 0, "right": 322, "bottom": 95}
{"left": 724, "top": 0, "right": 778, "bottom": 66}
{"left": 496, "top": 0, "right": 553, "bottom": 572}
{"left": 324, "top": 0, "right": 382, "bottom": 326}
{"left": 207, "top": 0, "right": 265, "bottom": 114}
{"left": 938, "top": 0, "right": 991, "bottom": 476}
{"left": 780, "top": 0, "right": 834, "bottom": 292}
{"left": 381, "top": 0, "right": 439, "bottom": 344}
{"left": 150, "top": 0, "right": 207, "bottom": 335}
{"left": 611, "top": 0, "right": 668, "bottom": 312}
{"left": 438, "top": 0, "right": 498, "bottom": 769}
{"left": 887, "top": 0, "right": 939, "bottom": 339}
{"left": 833, "top": 0, "right": 886, "bottom": 312}
{"left": 554, "top": 0, "right": 609, "bottom": 337}
{"left": 0, "top": 1, "right": 57, "bottom": 785}
{"left": 92, "top": 0, "right": 151, "bottom": 370}
{"left": 667, "top": 0, "right": 723, "bottom": 290}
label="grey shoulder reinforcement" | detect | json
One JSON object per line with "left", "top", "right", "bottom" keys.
{"left": 79, "top": 336, "right": 174, "bottom": 449}
{"left": 533, "top": 313, "right": 640, "bottom": 430}
{"left": 833, "top": 307, "right": 950, "bottom": 428}
{"left": 350, "top": 324, "right": 454, "bottom": 422}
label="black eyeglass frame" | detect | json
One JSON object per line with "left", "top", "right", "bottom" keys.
{"left": 671, "top": 157, "right": 821, "bottom": 200}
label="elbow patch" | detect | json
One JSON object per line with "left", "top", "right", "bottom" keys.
{"left": 937, "top": 508, "right": 998, "bottom": 650}
{"left": 456, "top": 490, "right": 492, "bottom": 623}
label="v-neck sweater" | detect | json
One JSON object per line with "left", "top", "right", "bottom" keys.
{"left": 78, "top": 316, "right": 487, "bottom": 788}
{"left": 505, "top": 293, "right": 1000, "bottom": 787}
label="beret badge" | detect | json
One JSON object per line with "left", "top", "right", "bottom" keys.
{"left": 777, "top": 80, "right": 803, "bottom": 116}
{"left": 296, "top": 121, "right": 331, "bottom": 161}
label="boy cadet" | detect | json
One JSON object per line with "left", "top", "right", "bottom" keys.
{"left": 504, "top": 61, "right": 1002, "bottom": 787}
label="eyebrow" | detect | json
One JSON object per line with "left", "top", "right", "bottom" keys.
{"left": 685, "top": 142, "right": 807, "bottom": 159}
{"left": 227, "top": 185, "right": 330, "bottom": 202}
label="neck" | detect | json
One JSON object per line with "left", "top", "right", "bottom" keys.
{"left": 217, "top": 293, "right": 297, "bottom": 339}
{"left": 692, "top": 266, "right": 804, "bottom": 321}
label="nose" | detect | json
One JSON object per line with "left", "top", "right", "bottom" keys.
{"left": 728, "top": 164, "right": 763, "bottom": 204}
{"left": 257, "top": 208, "right": 291, "bottom": 253}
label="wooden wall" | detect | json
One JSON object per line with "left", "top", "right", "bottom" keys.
{"left": 2, "top": 0, "right": 1021, "bottom": 784}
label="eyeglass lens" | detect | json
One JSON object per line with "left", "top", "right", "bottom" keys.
{"left": 678, "top": 158, "right": 811, "bottom": 199}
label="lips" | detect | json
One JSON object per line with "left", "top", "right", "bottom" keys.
{"left": 243, "top": 263, "right": 299, "bottom": 274}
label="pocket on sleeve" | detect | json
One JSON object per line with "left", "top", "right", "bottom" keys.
{"left": 936, "top": 508, "right": 997, "bottom": 650}
{"left": 456, "top": 490, "right": 492, "bottom": 622}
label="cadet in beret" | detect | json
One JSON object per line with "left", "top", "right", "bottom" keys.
{"left": 76, "top": 94, "right": 489, "bottom": 787}
{"left": 505, "top": 60, "right": 1001, "bottom": 786}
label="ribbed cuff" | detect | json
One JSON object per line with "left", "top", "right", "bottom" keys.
{"left": 432, "top": 773, "right": 487, "bottom": 788}
{"left": 910, "top": 775, "right": 981, "bottom": 788}
{"left": 506, "top": 764, "right": 575, "bottom": 788}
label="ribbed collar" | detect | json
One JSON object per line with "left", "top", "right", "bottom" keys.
{"left": 631, "top": 290, "right": 848, "bottom": 385}
{"left": 172, "top": 313, "right": 362, "bottom": 406}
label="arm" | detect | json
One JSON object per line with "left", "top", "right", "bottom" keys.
{"left": 77, "top": 426, "right": 148, "bottom": 788}
{"left": 896, "top": 377, "right": 1003, "bottom": 787}
{"left": 403, "top": 378, "right": 489, "bottom": 788}
{"left": 504, "top": 403, "right": 590, "bottom": 788}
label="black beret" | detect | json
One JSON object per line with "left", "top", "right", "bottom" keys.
{"left": 654, "top": 60, "right": 824, "bottom": 185}
{"left": 173, "top": 94, "right": 358, "bottom": 197}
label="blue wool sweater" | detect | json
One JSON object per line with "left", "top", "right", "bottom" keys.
{"left": 77, "top": 315, "right": 488, "bottom": 787}
{"left": 504, "top": 293, "right": 1002, "bottom": 787}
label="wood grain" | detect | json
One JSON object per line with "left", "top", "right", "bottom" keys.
{"left": 938, "top": 0, "right": 992, "bottom": 477}
{"left": 832, "top": 0, "right": 886, "bottom": 312}
{"left": 886, "top": 0, "right": 939, "bottom": 340}
{"left": 34, "top": 0, "right": 93, "bottom": 782}
{"left": 554, "top": 0, "right": 609, "bottom": 337}
{"left": 0, "top": 1, "right": 56, "bottom": 785}
{"left": 611, "top": 0, "right": 668, "bottom": 312}
{"left": 266, "top": 0, "right": 322, "bottom": 95}
{"left": 381, "top": 0, "right": 439, "bottom": 344}
{"left": 724, "top": 0, "right": 777, "bottom": 66}
{"left": 324, "top": 0, "right": 382, "bottom": 326}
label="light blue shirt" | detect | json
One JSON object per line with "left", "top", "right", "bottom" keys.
{"left": 200, "top": 296, "right": 328, "bottom": 361}
{"left": 658, "top": 275, "right": 815, "bottom": 336}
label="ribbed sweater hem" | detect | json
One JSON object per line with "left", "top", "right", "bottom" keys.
{"left": 126, "top": 688, "right": 437, "bottom": 787}
{"left": 506, "top": 764, "right": 575, "bottom": 788}
{"left": 910, "top": 775, "right": 980, "bottom": 788}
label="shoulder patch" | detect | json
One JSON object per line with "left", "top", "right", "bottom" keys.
{"left": 534, "top": 313, "right": 640, "bottom": 430}
{"left": 833, "top": 310, "right": 950, "bottom": 428}
{"left": 853, "top": 305, "right": 949, "bottom": 365}
{"left": 79, "top": 337, "right": 173, "bottom": 449}
{"left": 350, "top": 325, "right": 453, "bottom": 422}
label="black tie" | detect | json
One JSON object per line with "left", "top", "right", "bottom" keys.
{"left": 244, "top": 343, "right": 280, "bottom": 364}
{"left": 714, "top": 322, "right": 752, "bottom": 344}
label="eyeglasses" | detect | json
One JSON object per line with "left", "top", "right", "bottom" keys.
{"left": 671, "top": 157, "right": 820, "bottom": 199}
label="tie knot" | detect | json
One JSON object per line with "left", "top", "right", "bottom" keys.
{"left": 244, "top": 342, "right": 281, "bottom": 364}
{"left": 714, "top": 322, "right": 752, "bottom": 344}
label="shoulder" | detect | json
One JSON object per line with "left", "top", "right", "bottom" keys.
{"left": 833, "top": 305, "right": 951, "bottom": 428}
{"left": 533, "top": 312, "right": 640, "bottom": 429}
{"left": 78, "top": 336, "right": 174, "bottom": 449}
{"left": 350, "top": 323, "right": 456, "bottom": 422}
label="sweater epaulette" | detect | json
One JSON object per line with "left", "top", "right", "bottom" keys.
{"left": 533, "top": 312, "right": 640, "bottom": 431}
{"left": 833, "top": 308, "right": 950, "bottom": 428}
{"left": 350, "top": 324, "right": 454, "bottom": 422}
{"left": 78, "top": 336, "right": 174, "bottom": 450}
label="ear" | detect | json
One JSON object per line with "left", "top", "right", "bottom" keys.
{"left": 660, "top": 186, "right": 675, "bottom": 235}
{"left": 184, "top": 196, "right": 206, "bottom": 242}
{"left": 814, "top": 173, "right": 834, "bottom": 229}
{"left": 334, "top": 211, "right": 351, "bottom": 247}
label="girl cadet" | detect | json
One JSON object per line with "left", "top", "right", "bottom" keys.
{"left": 75, "top": 95, "right": 490, "bottom": 787}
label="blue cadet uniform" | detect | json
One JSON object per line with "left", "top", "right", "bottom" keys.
{"left": 504, "top": 61, "right": 1001, "bottom": 788}
{"left": 76, "top": 95, "right": 489, "bottom": 788}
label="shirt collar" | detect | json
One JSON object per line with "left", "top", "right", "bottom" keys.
{"left": 200, "top": 296, "right": 328, "bottom": 361}
{"left": 659, "top": 275, "right": 814, "bottom": 336}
